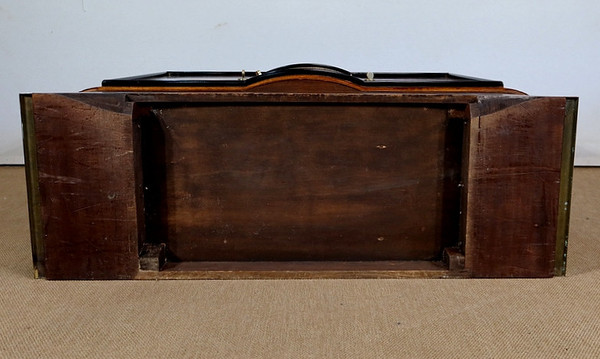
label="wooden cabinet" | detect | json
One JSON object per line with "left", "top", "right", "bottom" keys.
{"left": 20, "top": 64, "right": 577, "bottom": 279}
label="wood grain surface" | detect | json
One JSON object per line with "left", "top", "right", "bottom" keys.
{"left": 141, "top": 103, "right": 462, "bottom": 262}
{"left": 463, "top": 97, "right": 567, "bottom": 277}
{"left": 32, "top": 94, "right": 140, "bottom": 279}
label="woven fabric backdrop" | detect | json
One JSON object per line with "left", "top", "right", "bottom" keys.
{"left": 1, "top": 167, "right": 599, "bottom": 358}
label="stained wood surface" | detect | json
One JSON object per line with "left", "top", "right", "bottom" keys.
{"left": 463, "top": 97, "right": 567, "bottom": 277}
{"left": 141, "top": 104, "right": 461, "bottom": 262}
{"left": 32, "top": 94, "right": 140, "bottom": 279}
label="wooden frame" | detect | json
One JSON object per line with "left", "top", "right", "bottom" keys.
{"left": 21, "top": 65, "right": 577, "bottom": 279}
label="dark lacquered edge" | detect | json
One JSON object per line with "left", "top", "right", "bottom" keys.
{"left": 101, "top": 64, "right": 504, "bottom": 88}
{"left": 555, "top": 97, "right": 578, "bottom": 276}
{"left": 20, "top": 94, "right": 45, "bottom": 278}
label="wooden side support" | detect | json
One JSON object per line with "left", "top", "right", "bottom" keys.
{"left": 463, "top": 97, "right": 567, "bottom": 277}
{"left": 31, "top": 94, "right": 140, "bottom": 279}
{"left": 139, "top": 243, "right": 166, "bottom": 271}
{"left": 443, "top": 248, "right": 465, "bottom": 272}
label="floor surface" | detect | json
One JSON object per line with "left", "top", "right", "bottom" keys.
{"left": 1, "top": 166, "right": 599, "bottom": 358}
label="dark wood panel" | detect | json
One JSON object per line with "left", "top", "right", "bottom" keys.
{"left": 464, "top": 97, "right": 566, "bottom": 277}
{"left": 32, "top": 94, "right": 140, "bottom": 279}
{"left": 141, "top": 104, "right": 462, "bottom": 262}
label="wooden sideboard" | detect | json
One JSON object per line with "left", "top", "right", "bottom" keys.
{"left": 20, "top": 64, "right": 577, "bottom": 279}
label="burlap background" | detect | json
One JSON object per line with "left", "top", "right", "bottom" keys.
{"left": 1, "top": 167, "right": 598, "bottom": 358}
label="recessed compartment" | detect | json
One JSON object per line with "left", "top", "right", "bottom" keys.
{"left": 134, "top": 101, "right": 466, "bottom": 273}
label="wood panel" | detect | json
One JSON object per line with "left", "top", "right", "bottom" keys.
{"left": 140, "top": 103, "right": 463, "bottom": 262}
{"left": 463, "top": 97, "right": 566, "bottom": 277}
{"left": 32, "top": 94, "right": 140, "bottom": 279}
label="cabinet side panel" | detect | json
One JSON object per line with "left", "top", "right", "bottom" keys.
{"left": 465, "top": 97, "right": 566, "bottom": 277}
{"left": 32, "top": 94, "right": 139, "bottom": 279}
